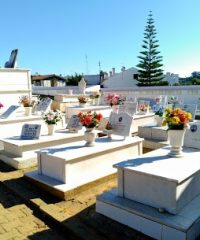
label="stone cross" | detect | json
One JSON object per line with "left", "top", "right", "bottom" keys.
{"left": 78, "top": 77, "right": 86, "bottom": 94}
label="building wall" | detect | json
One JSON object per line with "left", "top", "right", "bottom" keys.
{"left": 103, "top": 67, "right": 138, "bottom": 88}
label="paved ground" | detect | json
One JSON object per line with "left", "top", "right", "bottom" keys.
{"left": 0, "top": 148, "right": 155, "bottom": 240}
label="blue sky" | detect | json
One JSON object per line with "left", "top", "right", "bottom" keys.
{"left": 0, "top": 0, "right": 200, "bottom": 77}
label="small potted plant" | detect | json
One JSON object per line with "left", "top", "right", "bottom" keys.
{"left": 77, "top": 95, "right": 88, "bottom": 107}
{"left": 78, "top": 111, "right": 103, "bottom": 146}
{"left": 42, "top": 109, "right": 62, "bottom": 135}
{"left": 19, "top": 95, "right": 36, "bottom": 116}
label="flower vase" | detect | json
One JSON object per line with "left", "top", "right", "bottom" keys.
{"left": 112, "top": 105, "right": 119, "bottom": 113}
{"left": 24, "top": 107, "right": 32, "bottom": 116}
{"left": 84, "top": 128, "right": 96, "bottom": 146}
{"left": 155, "top": 115, "right": 163, "bottom": 127}
{"left": 79, "top": 103, "right": 86, "bottom": 108}
{"left": 168, "top": 129, "right": 186, "bottom": 157}
{"left": 95, "top": 98, "right": 100, "bottom": 106}
{"left": 47, "top": 124, "right": 55, "bottom": 135}
{"left": 106, "top": 130, "right": 112, "bottom": 139}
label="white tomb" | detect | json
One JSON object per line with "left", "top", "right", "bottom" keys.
{"left": 96, "top": 125, "right": 200, "bottom": 239}
{"left": 26, "top": 136, "right": 143, "bottom": 199}
{"left": 0, "top": 129, "right": 85, "bottom": 169}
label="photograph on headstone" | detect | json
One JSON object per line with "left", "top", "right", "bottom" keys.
{"left": 0, "top": 105, "right": 19, "bottom": 119}
{"left": 109, "top": 112, "right": 132, "bottom": 137}
{"left": 20, "top": 124, "right": 41, "bottom": 140}
{"left": 66, "top": 115, "right": 82, "bottom": 132}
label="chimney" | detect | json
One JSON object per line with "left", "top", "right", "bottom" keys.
{"left": 109, "top": 71, "right": 112, "bottom": 77}
{"left": 112, "top": 68, "right": 115, "bottom": 75}
{"left": 121, "top": 66, "right": 126, "bottom": 72}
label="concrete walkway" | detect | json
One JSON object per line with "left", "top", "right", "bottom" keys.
{"left": 0, "top": 152, "right": 154, "bottom": 240}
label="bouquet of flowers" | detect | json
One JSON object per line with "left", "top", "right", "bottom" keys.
{"left": 162, "top": 107, "right": 192, "bottom": 130}
{"left": 105, "top": 121, "right": 112, "bottom": 130}
{"left": 106, "top": 93, "right": 125, "bottom": 106}
{"left": 0, "top": 102, "right": 4, "bottom": 109}
{"left": 19, "top": 95, "right": 36, "bottom": 107}
{"left": 78, "top": 111, "right": 103, "bottom": 128}
{"left": 153, "top": 105, "right": 164, "bottom": 117}
{"left": 78, "top": 95, "right": 88, "bottom": 104}
{"left": 42, "top": 109, "right": 62, "bottom": 125}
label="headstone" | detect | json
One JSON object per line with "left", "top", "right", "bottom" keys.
{"left": 33, "top": 97, "right": 52, "bottom": 113}
{"left": 20, "top": 124, "right": 41, "bottom": 140}
{"left": 184, "top": 122, "right": 200, "bottom": 149}
{"left": 78, "top": 77, "right": 86, "bottom": 94}
{"left": 0, "top": 105, "right": 19, "bottom": 119}
{"left": 118, "top": 102, "right": 137, "bottom": 116}
{"left": 109, "top": 112, "right": 132, "bottom": 137}
{"left": 66, "top": 115, "right": 82, "bottom": 132}
{"left": 176, "top": 103, "right": 197, "bottom": 121}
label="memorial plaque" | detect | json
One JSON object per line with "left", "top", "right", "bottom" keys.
{"left": 118, "top": 102, "right": 137, "bottom": 116}
{"left": 34, "top": 97, "right": 52, "bottom": 113}
{"left": 0, "top": 105, "right": 19, "bottom": 119}
{"left": 176, "top": 104, "right": 197, "bottom": 121}
{"left": 109, "top": 112, "right": 132, "bottom": 137}
{"left": 184, "top": 123, "right": 200, "bottom": 149}
{"left": 66, "top": 115, "right": 82, "bottom": 132}
{"left": 20, "top": 124, "right": 41, "bottom": 140}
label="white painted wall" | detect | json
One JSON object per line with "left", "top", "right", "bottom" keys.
{"left": 103, "top": 67, "right": 138, "bottom": 88}
{"left": 0, "top": 68, "right": 32, "bottom": 109}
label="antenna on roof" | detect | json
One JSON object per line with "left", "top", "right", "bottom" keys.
{"left": 85, "top": 54, "right": 89, "bottom": 75}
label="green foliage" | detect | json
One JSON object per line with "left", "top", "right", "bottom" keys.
{"left": 136, "top": 11, "right": 164, "bottom": 86}
{"left": 192, "top": 78, "right": 200, "bottom": 85}
{"left": 67, "top": 73, "right": 82, "bottom": 86}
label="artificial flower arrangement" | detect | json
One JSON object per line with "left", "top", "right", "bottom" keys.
{"left": 162, "top": 107, "right": 192, "bottom": 130}
{"left": 137, "top": 101, "right": 149, "bottom": 113}
{"left": 153, "top": 105, "right": 164, "bottom": 117}
{"left": 78, "top": 111, "right": 103, "bottom": 128}
{"left": 0, "top": 102, "right": 4, "bottom": 109}
{"left": 42, "top": 109, "right": 62, "bottom": 125}
{"left": 106, "top": 93, "right": 125, "bottom": 106}
{"left": 19, "top": 95, "right": 37, "bottom": 107}
{"left": 78, "top": 95, "right": 88, "bottom": 104}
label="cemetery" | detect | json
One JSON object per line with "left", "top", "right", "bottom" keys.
{"left": 1, "top": 69, "right": 200, "bottom": 240}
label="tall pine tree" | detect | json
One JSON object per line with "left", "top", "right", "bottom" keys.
{"left": 136, "top": 11, "right": 166, "bottom": 86}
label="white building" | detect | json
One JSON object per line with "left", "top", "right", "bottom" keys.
{"left": 103, "top": 67, "right": 139, "bottom": 88}
{"left": 164, "top": 72, "right": 179, "bottom": 85}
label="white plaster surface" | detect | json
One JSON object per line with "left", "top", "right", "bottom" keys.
{"left": 0, "top": 129, "right": 85, "bottom": 169}
{"left": 114, "top": 147, "right": 200, "bottom": 214}
{"left": 96, "top": 189, "right": 200, "bottom": 240}
{"left": 28, "top": 136, "right": 143, "bottom": 192}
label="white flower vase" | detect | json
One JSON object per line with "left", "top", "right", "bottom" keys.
{"left": 168, "top": 129, "right": 186, "bottom": 157}
{"left": 24, "top": 107, "right": 32, "bottom": 116}
{"left": 47, "top": 124, "right": 55, "bottom": 135}
{"left": 84, "top": 128, "right": 96, "bottom": 146}
{"left": 112, "top": 105, "right": 119, "bottom": 113}
{"left": 155, "top": 115, "right": 163, "bottom": 127}
{"left": 106, "top": 130, "right": 112, "bottom": 139}
{"left": 79, "top": 102, "right": 86, "bottom": 108}
{"left": 95, "top": 98, "right": 100, "bottom": 106}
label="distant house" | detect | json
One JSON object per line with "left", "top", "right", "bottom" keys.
{"left": 83, "top": 74, "right": 100, "bottom": 85}
{"left": 103, "top": 67, "right": 139, "bottom": 88}
{"left": 31, "top": 74, "right": 66, "bottom": 87}
{"left": 164, "top": 72, "right": 179, "bottom": 85}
